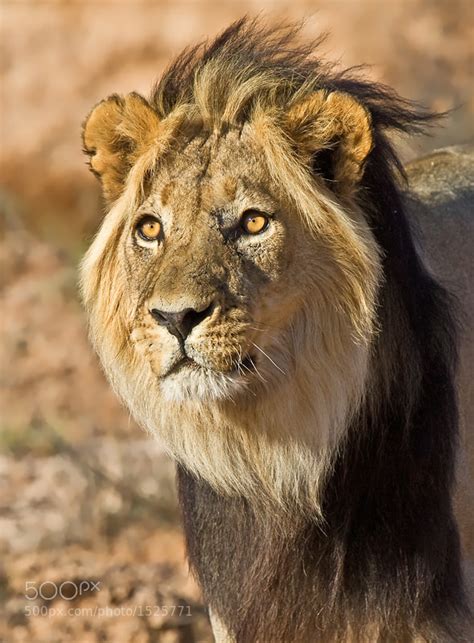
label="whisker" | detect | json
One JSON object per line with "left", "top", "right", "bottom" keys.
{"left": 248, "top": 319, "right": 281, "bottom": 332}
{"left": 234, "top": 358, "right": 257, "bottom": 397}
{"left": 240, "top": 361, "right": 254, "bottom": 377}
{"left": 251, "top": 341, "right": 287, "bottom": 376}
{"left": 240, "top": 366, "right": 257, "bottom": 397}
{"left": 247, "top": 354, "right": 269, "bottom": 386}
{"left": 242, "top": 365, "right": 260, "bottom": 392}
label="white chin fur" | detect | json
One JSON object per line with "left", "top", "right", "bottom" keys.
{"left": 160, "top": 365, "right": 250, "bottom": 402}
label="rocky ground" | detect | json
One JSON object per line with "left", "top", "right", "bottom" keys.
{"left": 0, "top": 439, "right": 211, "bottom": 642}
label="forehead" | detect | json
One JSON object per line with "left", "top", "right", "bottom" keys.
{"left": 149, "top": 127, "right": 269, "bottom": 212}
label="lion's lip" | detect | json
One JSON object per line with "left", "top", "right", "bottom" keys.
{"left": 165, "top": 356, "right": 200, "bottom": 377}
{"left": 163, "top": 354, "right": 256, "bottom": 378}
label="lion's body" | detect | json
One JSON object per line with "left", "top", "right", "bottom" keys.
{"left": 81, "top": 20, "right": 473, "bottom": 642}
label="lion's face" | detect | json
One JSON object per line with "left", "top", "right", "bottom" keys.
{"left": 125, "top": 129, "right": 312, "bottom": 402}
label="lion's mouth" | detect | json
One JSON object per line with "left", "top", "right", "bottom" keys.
{"left": 165, "top": 354, "right": 256, "bottom": 378}
{"left": 166, "top": 356, "right": 201, "bottom": 376}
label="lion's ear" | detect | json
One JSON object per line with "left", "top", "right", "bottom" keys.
{"left": 82, "top": 92, "right": 161, "bottom": 204}
{"left": 286, "top": 90, "right": 373, "bottom": 191}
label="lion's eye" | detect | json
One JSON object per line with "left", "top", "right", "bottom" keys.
{"left": 240, "top": 210, "right": 269, "bottom": 235}
{"left": 136, "top": 216, "right": 162, "bottom": 242}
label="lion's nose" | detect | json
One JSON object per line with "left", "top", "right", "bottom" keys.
{"left": 150, "top": 303, "right": 214, "bottom": 342}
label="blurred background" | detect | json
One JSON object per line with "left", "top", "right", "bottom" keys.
{"left": 1, "top": 1, "right": 473, "bottom": 641}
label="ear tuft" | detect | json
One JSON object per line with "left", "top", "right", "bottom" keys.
{"left": 286, "top": 90, "right": 373, "bottom": 190}
{"left": 82, "top": 92, "right": 161, "bottom": 204}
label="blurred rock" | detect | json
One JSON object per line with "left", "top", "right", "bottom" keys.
{"left": 0, "top": 439, "right": 211, "bottom": 641}
{"left": 0, "top": 439, "right": 177, "bottom": 556}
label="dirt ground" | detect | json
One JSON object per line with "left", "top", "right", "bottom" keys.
{"left": 1, "top": 1, "right": 473, "bottom": 641}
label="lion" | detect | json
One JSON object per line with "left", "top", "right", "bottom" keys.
{"left": 80, "top": 19, "right": 473, "bottom": 642}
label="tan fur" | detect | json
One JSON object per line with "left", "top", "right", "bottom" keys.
{"left": 83, "top": 92, "right": 182, "bottom": 203}
{"left": 81, "top": 82, "right": 381, "bottom": 517}
{"left": 286, "top": 90, "right": 373, "bottom": 189}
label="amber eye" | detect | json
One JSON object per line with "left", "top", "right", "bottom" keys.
{"left": 136, "top": 216, "right": 162, "bottom": 242}
{"left": 240, "top": 210, "right": 269, "bottom": 235}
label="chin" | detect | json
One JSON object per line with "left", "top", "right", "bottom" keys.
{"left": 159, "top": 361, "right": 250, "bottom": 403}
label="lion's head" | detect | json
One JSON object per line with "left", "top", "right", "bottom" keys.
{"left": 79, "top": 20, "right": 410, "bottom": 514}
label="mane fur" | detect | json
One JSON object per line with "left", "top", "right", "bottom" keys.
{"left": 154, "top": 18, "right": 471, "bottom": 641}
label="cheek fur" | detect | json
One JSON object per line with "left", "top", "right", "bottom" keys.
{"left": 237, "top": 220, "right": 290, "bottom": 282}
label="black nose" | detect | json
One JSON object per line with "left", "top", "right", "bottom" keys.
{"left": 150, "top": 303, "right": 214, "bottom": 342}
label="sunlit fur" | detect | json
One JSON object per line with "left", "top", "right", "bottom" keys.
{"left": 81, "top": 19, "right": 471, "bottom": 641}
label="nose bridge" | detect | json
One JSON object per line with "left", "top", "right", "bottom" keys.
{"left": 149, "top": 226, "right": 224, "bottom": 312}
